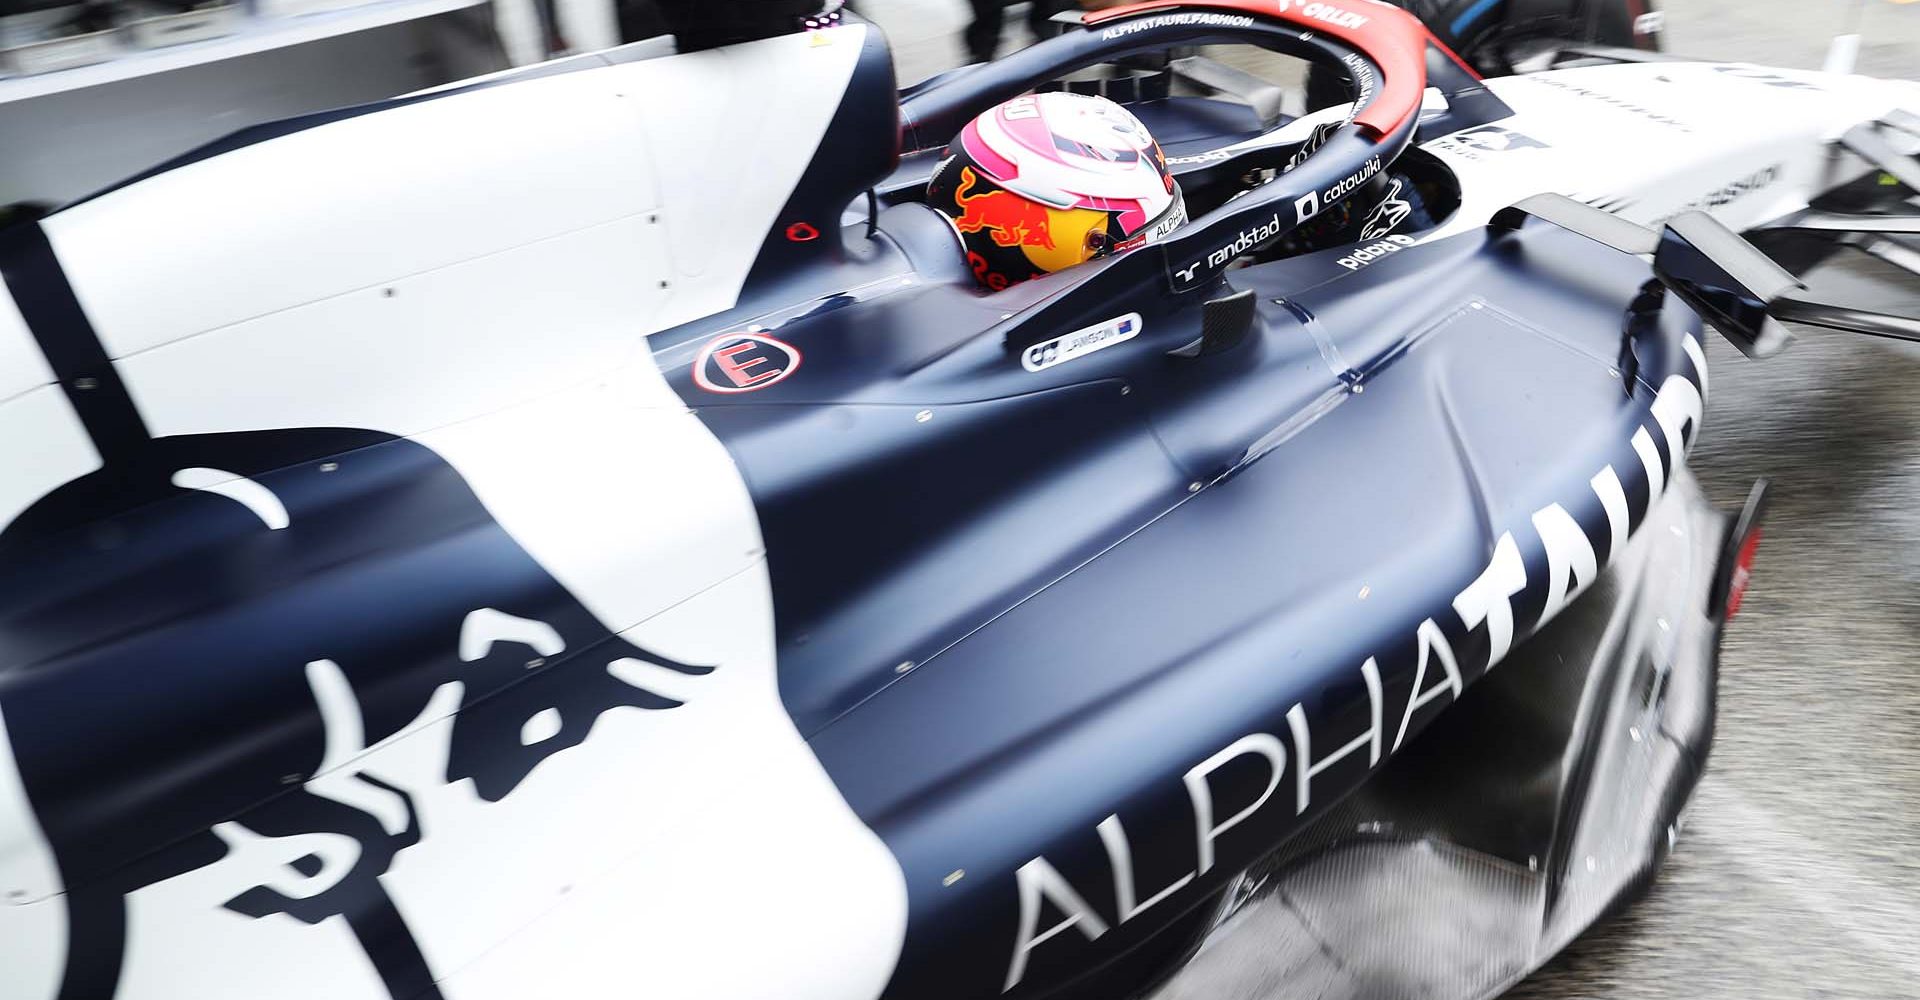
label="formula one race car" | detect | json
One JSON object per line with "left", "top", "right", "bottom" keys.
{"left": 1, "top": 3, "right": 1917, "bottom": 1000}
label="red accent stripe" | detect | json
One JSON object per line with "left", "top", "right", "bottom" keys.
{"left": 1625, "top": 0, "right": 1651, "bottom": 51}
{"left": 1081, "top": 0, "right": 1429, "bottom": 139}
{"left": 1427, "top": 35, "right": 1483, "bottom": 81}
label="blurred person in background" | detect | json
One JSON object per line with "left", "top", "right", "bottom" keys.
{"left": 965, "top": 0, "right": 1128, "bottom": 64}
{"left": 964, "top": 0, "right": 1066, "bottom": 63}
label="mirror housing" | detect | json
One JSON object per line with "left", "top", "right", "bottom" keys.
{"left": 1651, "top": 211, "right": 1800, "bottom": 359}
{"left": 1492, "top": 196, "right": 1920, "bottom": 357}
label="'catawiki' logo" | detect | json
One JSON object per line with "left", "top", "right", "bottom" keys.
{"left": 953, "top": 166, "right": 1055, "bottom": 250}
{"left": 694, "top": 331, "right": 802, "bottom": 394}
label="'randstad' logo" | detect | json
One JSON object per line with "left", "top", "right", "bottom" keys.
{"left": 1208, "top": 213, "right": 1286, "bottom": 269}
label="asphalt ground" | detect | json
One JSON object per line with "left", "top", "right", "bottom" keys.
{"left": 865, "top": 1, "right": 1920, "bottom": 997}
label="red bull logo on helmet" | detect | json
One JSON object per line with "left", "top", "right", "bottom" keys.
{"left": 952, "top": 167, "right": 1057, "bottom": 250}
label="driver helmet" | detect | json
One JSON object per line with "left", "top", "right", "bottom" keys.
{"left": 928, "top": 91, "right": 1186, "bottom": 290}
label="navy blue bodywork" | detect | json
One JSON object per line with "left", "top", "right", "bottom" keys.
{"left": 657, "top": 205, "right": 1709, "bottom": 998}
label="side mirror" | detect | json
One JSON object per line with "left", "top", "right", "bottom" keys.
{"left": 1492, "top": 196, "right": 1920, "bottom": 356}
{"left": 1651, "top": 211, "right": 1799, "bottom": 359}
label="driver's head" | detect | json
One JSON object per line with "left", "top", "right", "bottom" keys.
{"left": 928, "top": 92, "right": 1185, "bottom": 290}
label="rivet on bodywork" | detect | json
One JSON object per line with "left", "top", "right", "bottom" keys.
{"left": 280, "top": 773, "right": 303, "bottom": 785}
{"left": 895, "top": 661, "right": 915, "bottom": 674}
{"left": 318, "top": 462, "right": 339, "bottom": 473}
{"left": 1357, "top": 585, "right": 1371, "bottom": 600}
{"left": 73, "top": 377, "right": 98, "bottom": 390}
{"left": 1188, "top": 482, "right": 1203, "bottom": 493}
{"left": 915, "top": 409, "right": 933, "bottom": 423}
{"left": 525, "top": 658, "right": 546, "bottom": 671}
{"left": 943, "top": 869, "right": 965, "bottom": 886}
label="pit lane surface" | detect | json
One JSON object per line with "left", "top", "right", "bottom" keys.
{"left": 873, "top": 1, "right": 1920, "bottom": 996}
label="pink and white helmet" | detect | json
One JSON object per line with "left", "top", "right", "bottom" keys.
{"left": 928, "top": 91, "right": 1187, "bottom": 289}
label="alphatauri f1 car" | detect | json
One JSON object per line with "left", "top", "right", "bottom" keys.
{"left": 2, "top": 2, "right": 1918, "bottom": 1000}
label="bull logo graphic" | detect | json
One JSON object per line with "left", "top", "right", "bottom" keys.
{"left": 0, "top": 427, "right": 712, "bottom": 1000}
{"left": 1450, "top": 126, "right": 1547, "bottom": 153}
{"left": 952, "top": 166, "right": 1057, "bottom": 250}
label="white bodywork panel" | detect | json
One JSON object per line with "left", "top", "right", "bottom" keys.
{"left": 109, "top": 564, "right": 908, "bottom": 1000}
{"left": 0, "top": 386, "right": 99, "bottom": 538}
{"left": 2, "top": 23, "right": 909, "bottom": 1000}
{"left": 45, "top": 25, "right": 869, "bottom": 439}
{"left": 0, "top": 276, "right": 99, "bottom": 530}
{"left": 0, "top": 280, "right": 51, "bottom": 406}
{"left": 1429, "top": 62, "right": 1920, "bottom": 237}
{"left": 110, "top": 211, "right": 674, "bottom": 441}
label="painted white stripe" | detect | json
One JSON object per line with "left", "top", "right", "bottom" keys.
{"left": 459, "top": 608, "right": 566, "bottom": 663}
{"left": 114, "top": 212, "right": 675, "bottom": 443}
{"left": 414, "top": 365, "right": 762, "bottom": 636}
{"left": 606, "top": 655, "right": 705, "bottom": 704}
{"left": 0, "top": 274, "right": 52, "bottom": 406}
{"left": 0, "top": 384, "right": 100, "bottom": 534}
{"left": 518, "top": 708, "right": 564, "bottom": 746}
{"left": 46, "top": 66, "right": 666, "bottom": 359}
{"left": 406, "top": 565, "right": 909, "bottom": 1000}
{"left": 170, "top": 467, "right": 290, "bottom": 530}
{"left": 1682, "top": 333, "right": 1709, "bottom": 404}
{"left": 1591, "top": 465, "right": 1630, "bottom": 565}
{"left": 1632, "top": 426, "right": 1666, "bottom": 502}
{"left": 638, "top": 26, "right": 868, "bottom": 331}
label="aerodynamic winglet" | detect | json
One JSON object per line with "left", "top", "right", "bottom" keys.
{"left": 1494, "top": 196, "right": 1920, "bottom": 358}
{"left": 1490, "top": 194, "right": 1659, "bottom": 255}
{"left": 1840, "top": 121, "right": 1920, "bottom": 194}
{"left": 1652, "top": 212, "right": 1802, "bottom": 358}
